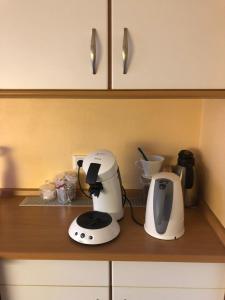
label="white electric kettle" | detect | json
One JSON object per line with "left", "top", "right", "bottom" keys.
{"left": 144, "top": 172, "right": 184, "bottom": 240}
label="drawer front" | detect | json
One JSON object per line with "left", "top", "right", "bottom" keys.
{"left": 112, "top": 262, "right": 225, "bottom": 288}
{"left": 113, "top": 287, "right": 224, "bottom": 300}
{"left": 0, "top": 260, "right": 109, "bottom": 286}
{"left": 0, "top": 286, "right": 109, "bottom": 300}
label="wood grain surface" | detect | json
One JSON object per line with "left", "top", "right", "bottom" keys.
{"left": 200, "top": 201, "right": 225, "bottom": 247}
{"left": 1, "top": 90, "right": 225, "bottom": 99}
{"left": 0, "top": 197, "right": 224, "bottom": 262}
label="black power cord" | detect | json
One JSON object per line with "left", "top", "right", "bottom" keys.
{"left": 77, "top": 160, "right": 92, "bottom": 199}
{"left": 121, "top": 186, "right": 144, "bottom": 227}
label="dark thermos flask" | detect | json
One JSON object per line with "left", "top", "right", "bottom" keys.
{"left": 175, "top": 150, "right": 197, "bottom": 207}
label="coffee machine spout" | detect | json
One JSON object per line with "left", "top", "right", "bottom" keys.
{"left": 89, "top": 183, "right": 103, "bottom": 197}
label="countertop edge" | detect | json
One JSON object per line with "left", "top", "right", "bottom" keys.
{"left": 0, "top": 253, "right": 224, "bottom": 263}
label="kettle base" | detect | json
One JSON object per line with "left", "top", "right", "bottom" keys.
{"left": 144, "top": 225, "right": 185, "bottom": 240}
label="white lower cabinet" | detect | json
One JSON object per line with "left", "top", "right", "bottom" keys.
{"left": 113, "top": 287, "right": 224, "bottom": 300}
{"left": 112, "top": 262, "right": 225, "bottom": 300}
{"left": 0, "top": 286, "right": 108, "bottom": 300}
{"left": 0, "top": 260, "right": 109, "bottom": 300}
{"left": 0, "top": 260, "right": 225, "bottom": 300}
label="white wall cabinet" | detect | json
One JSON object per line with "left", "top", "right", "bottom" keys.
{"left": 1, "top": 0, "right": 225, "bottom": 90}
{"left": 112, "top": 0, "right": 225, "bottom": 89}
{"left": 0, "top": 0, "right": 108, "bottom": 89}
{"left": 112, "top": 262, "right": 225, "bottom": 300}
{"left": 0, "top": 260, "right": 109, "bottom": 300}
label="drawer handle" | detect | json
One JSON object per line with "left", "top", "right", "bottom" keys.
{"left": 122, "top": 28, "right": 128, "bottom": 74}
{"left": 90, "top": 28, "right": 97, "bottom": 74}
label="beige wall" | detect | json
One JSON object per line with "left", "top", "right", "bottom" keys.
{"left": 199, "top": 99, "right": 225, "bottom": 227}
{"left": 0, "top": 99, "right": 202, "bottom": 189}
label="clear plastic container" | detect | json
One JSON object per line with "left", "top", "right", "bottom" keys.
{"left": 140, "top": 175, "right": 151, "bottom": 205}
{"left": 55, "top": 171, "right": 77, "bottom": 204}
{"left": 40, "top": 182, "right": 56, "bottom": 201}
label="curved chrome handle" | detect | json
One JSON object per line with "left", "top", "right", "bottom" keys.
{"left": 122, "top": 28, "right": 128, "bottom": 74}
{"left": 90, "top": 28, "right": 97, "bottom": 74}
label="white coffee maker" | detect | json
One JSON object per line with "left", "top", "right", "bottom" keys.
{"left": 82, "top": 149, "right": 124, "bottom": 220}
{"left": 68, "top": 150, "right": 123, "bottom": 245}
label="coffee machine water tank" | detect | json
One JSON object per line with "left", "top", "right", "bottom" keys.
{"left": 82, "top": 150, "right": 124, "bottom": 221}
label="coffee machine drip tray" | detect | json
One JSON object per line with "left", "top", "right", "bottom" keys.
{"left": 77, "top": 211, "right": 112, "bottom": 229}
{"left": 68, "top": 211, "right": 120, "bottom": 245}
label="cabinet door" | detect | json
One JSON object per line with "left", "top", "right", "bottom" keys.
{"left": 0, "top": 286, "right": 109, "bottom": 300}
{"left": 112, "top": 262, "right": 225, "bottom": 288}
{"left": 113, "top": 287, "right": 224, "bottom": 300}
{"left": 0, "top": 0, "right": 108, "bottom": 89}
{"left": 112, "top": 0, "right": 225, "bottom": 89}
{"left": 0, "top": 260, "right": 109, "bottom": 286}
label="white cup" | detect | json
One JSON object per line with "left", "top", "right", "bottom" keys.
{"left": 135, "top": 155, "right": 165, "bottom": 179}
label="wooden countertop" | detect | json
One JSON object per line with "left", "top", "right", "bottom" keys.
{"left": 0, "top": 196, "right": 224, "bottom": 262}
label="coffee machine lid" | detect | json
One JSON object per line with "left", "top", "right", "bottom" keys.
{"left": 82, "top": 150, "right": 118, "bottom": 182}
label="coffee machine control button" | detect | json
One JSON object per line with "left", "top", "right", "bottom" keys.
{"left": 80, "top": 233, "right": 85, "bottom": 238}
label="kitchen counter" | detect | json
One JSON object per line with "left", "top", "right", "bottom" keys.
{"left": 0, "top": 196, "right": 224, "bottom": 262}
